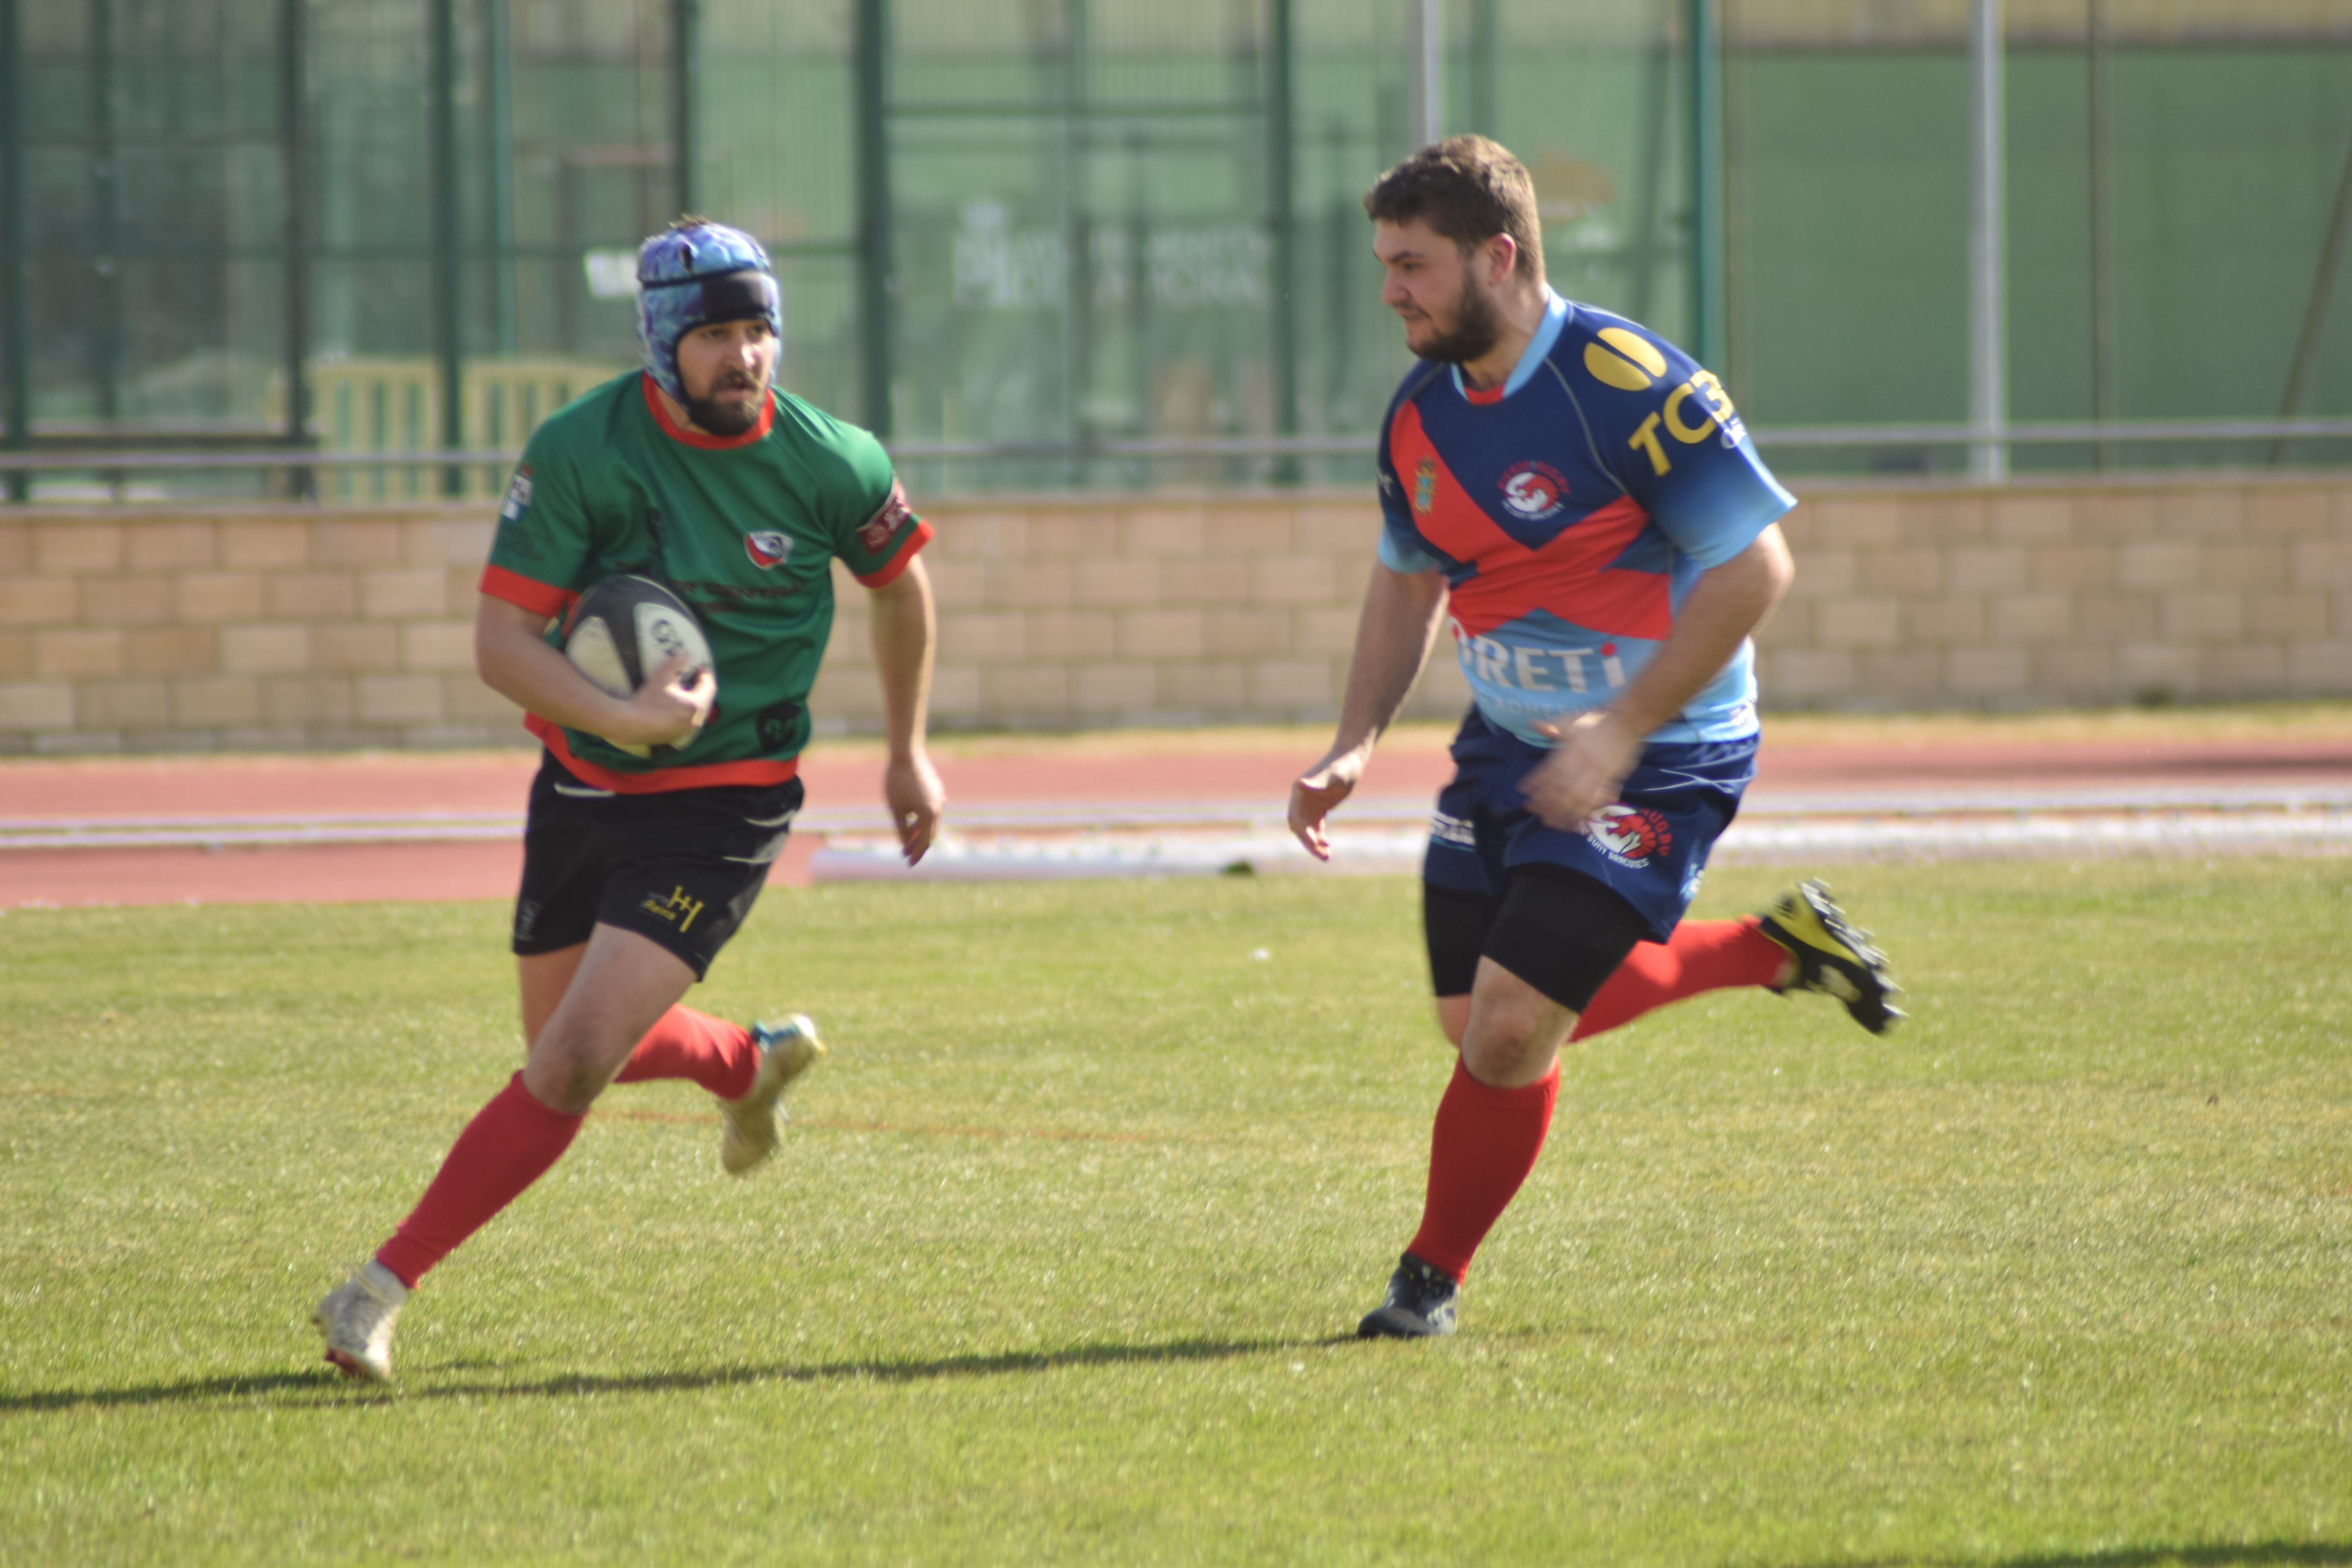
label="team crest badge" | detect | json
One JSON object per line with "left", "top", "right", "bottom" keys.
{"left": 499, "top": 464, "right": 534, "bottom": 522}
{"left": 1584, "top": 804, "right": 1673, "bottom": 869}
{"left": 1412, "top": 456, "right": 1437, "bottom": 515}
{"left": 744, "top": 530, "right": 792, "bottom": 569}
{"left": 1498, "top": 460, "right": 1569, "bottom": 521}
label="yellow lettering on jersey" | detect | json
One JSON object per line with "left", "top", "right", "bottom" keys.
{"left": 1692, "top": 368, "right": 1737, "bottom": 421}
{"left": 1628, "top": 412, "right": 1671, "bottom": 476}
{"left": 1664, "top": 379, "right": 1718, "bottom": 445}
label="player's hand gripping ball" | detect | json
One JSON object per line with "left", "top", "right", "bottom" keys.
{"left": 562, "top": 574, "right": 717, "bottom": 759}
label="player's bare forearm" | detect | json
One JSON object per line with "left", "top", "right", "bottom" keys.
{"left": 1321, "top": 563, "right": 1449, "bottom": 769}
{"left": 865, "top": 557, "right": 945, "bottom": 861}
{"left": 1523, "top": 524, "right": 1793, "bottom": 828}
{"left": 1289, "top": 563, "right": 1448, "bottom": 858}
{"left": 473, "top": 593, "right": 708, "bottom": 749}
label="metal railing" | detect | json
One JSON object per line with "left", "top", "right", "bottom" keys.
{"left": 4, "top": 417, "right": 2352, "bottom": 485}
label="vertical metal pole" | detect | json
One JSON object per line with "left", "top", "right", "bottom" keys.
{"left": 429, "top": 0, "right": 464, "bottom": 495}
{"left": 853, "top": 0, "right": 892, "bottom": 436}
{"left": 1968, "top": 0, "right": 2007, "bottom": 482}
{"left": 1468, "top": 0, "right": 1496, "bottom": 139}
{"left": 280, "top": 0, "right": 313, "bottom": 495}
{"left": 2087, "top": 0, "right": 2114, "bottom": 467}
{"left": 486, "top": 0, "right": 516, "bottom": 355}
{"left": 0, "top": 0, "right": 27, "bottom": 501}
{"left": 1267, "top": 0, "right": 1298, "bottom": 483}
{"left": 1684, "top": 0, "right": 1725, "bottom": 371}
{"left": 1061, "top": 0, "right": 1088, "bottom": 476}
{"left": 90, "top": 0, "right": 120, "bottom": 429}
{"left": 671, "top": 0, "right": 699, "bottom": 218}
{"left": 1410, "top": 0, "right": 1443, "bottom": 149}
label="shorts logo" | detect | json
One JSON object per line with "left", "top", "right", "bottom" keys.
{"left": 513, "top": 899, "right": 541, "bottom": 941}
{"left": 1498, "top": 460, "right": 1569, "bottom": 521}
{"left": 858, "top": 481, "right": 914, "bottom": 555}
{"left": 642, "top": 884, "right": 706, "bottom": 933}
{"left": 1584, "top": 804, "right": 1673, "bottom": 869}
{"left": 1412, "top": 456, "right": 1437, "bottom": 515}
{"left": 744, "top": 530, "right": 792, "bottom": 569}
{"left": 499, "top": 464, "right": 534, "bottom": 521}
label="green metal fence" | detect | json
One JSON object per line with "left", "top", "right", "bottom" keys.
{"left": 1, "top": 0, "right": 2348, "bottom": 502}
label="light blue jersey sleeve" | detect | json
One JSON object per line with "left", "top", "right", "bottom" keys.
{"left": 1588, "top": 312, "right": 1795, "bottom": 569}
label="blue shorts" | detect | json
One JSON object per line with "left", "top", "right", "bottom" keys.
{"left": 1421, "top": 710, "right": 1757, "bottom": 942}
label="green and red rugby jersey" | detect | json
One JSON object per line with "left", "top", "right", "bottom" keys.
{"left": 480, "top": 372, "right": 931, "bottom": 793}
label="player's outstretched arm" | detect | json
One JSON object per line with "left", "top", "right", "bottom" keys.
{"left": 1522, "top": 523, "right": 1795, "bottom": 828}
{"left": 1290, "top": 562, "right": 1450, "bottom": 860}
{"left": 866, "top": 556, "right": 946, "bottom": 865}
{"left": 474, "top": 593, "right": 712, "bottom": 750}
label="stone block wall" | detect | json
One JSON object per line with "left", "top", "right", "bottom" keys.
{"left": 0, "top": 511, "right": 506, "bottom": 753}
{"left": 2, "top": 473, "right": 2348, "bottom": 754}
{"left": 1758, "top": 482, "right": 2352, "bottom": 708}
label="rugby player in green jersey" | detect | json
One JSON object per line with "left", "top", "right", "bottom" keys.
{"left": 313, "top": 219, "right": 943, "bottom": 1381}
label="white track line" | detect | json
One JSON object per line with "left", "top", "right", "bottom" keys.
{"left": 5, "top": 787, "right": 2347, "bottom": 878}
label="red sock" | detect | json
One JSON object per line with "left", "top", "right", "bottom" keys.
{"left": 610, "top": 1006, "right": 758, "bottom": 1100}
{"left": 374, "top": 1073, "right": 584, "bottom": 1289}
{"left": 1569, "top": 916, "right": 1787, "bottom": 1041}
{"left": 1406, "top": 1059, "right": 1561, "bottom": 1283}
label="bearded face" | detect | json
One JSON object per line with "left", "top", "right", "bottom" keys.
{"left": 1406, "top": 265, "right": 1507, "bottom": 365}
{"left": 675, "top": 319, "right": 777, "bottom": 435}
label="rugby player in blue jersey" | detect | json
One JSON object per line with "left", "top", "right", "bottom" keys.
{"left": 1288, "top": 137, "right": 1904, "bottom": 1339}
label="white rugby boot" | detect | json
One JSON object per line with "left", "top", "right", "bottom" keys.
{"left": 313, "top": 1260, "right": 408, "bottom": 1381}
{"left": 719, "top": 1014, "right": 826, "bottom": 1174}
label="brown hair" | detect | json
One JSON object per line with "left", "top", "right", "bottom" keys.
{"left": 1362, "top": 135, "right": 1543, "bottom": 282}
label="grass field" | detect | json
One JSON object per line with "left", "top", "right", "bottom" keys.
{"left": 3, "top": 860, "right": 2348, "bottom": 1565}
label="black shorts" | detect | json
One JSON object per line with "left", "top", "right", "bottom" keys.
{"left": 1424, "top": 863, "right": 1650, "bottom": 1014}
{"left": 510, "top": 751, "right": 803, "bottom": 980}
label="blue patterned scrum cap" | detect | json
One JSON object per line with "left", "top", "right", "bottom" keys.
{"left": 635, "top": 220, "right": 782, "bottom": 402}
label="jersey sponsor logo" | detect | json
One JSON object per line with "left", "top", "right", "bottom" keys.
{"left": 858, "top": 481, "right": 914, "bottom": 555}
{"left": 1584, "top": 803, "right": 1673, "bottom": 869}
{"left": 1453, "top": 623, "right": 1628, "bottom": 694}
{"left": 1412, "top": 455, "right": 1437, "bottom": 515}
{"left": 499, "top": 464, "right": 534, "bottom": 521}
{"left": 671, "top": 577, "right": 807, "bottom": 606}
{"left": 1497, "top": 460, "right": 1570, "bottom": 521}
{"left": 744, "top": 530, "right": 793, "bottom": 569}
{"left": 1582, "top": 327, "right": 1668, "bottom": 390}
{"left": 753, "top": 699, "right": 802, "bottom": 751}
{"left": 1629, "top": 369, "right": 1742, "bottom": 477}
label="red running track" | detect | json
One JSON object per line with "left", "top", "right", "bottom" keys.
{"left": 3, "top": 732, "right": 2348, "bottom": 909}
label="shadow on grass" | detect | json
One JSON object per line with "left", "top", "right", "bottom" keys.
{"left": 1794, "top": 1543, "right": 2352, "bottom": 1568}
{"left": 0, "top": 1333, "right": 1357, "bottom": 1414}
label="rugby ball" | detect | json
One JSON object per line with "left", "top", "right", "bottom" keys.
{"left": 562, "top": 574, "right": 715, "bottom": 759}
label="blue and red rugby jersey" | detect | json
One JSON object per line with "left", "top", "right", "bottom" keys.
{"left": 1377, "top": 290, "right": 1796, "bottom": 746}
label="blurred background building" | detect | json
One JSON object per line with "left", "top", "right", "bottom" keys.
{"left": 2, "top": 0, "right": 2350, "bottom": 502}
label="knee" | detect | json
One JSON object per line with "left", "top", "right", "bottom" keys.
{"left": 1459, "top": 966, "right": 1575, "bottom": 1087}
{"left": 1459, "top": 1010, "right": 1555, "bottom": 1087}
{"left": 524, "top": 1023, "right": 626, "bottom": 1113}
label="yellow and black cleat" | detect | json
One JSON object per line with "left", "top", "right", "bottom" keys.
{"left": 1757, "top": 880, "right": 1906, "bottom": 1035}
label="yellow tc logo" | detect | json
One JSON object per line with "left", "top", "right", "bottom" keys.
{"left": 1628, "top": 370, "right": 1738, "bottom": 477}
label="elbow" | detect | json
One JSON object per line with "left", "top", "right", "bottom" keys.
{"left": 1749, "top": 526, "right": 1797, "bottom": 602}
